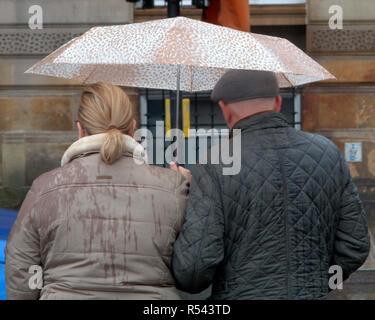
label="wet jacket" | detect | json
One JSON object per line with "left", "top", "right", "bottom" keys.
{"left": 172, "top": 112, "right": 370, "bottom": 300}
{"left": 5, "top": 134, "right": 188, "bottom": 300}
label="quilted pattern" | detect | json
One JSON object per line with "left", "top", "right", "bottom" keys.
{"left": 172, "top": 112, "right": 370, "bottom": 300}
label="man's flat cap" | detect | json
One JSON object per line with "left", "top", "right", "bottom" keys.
{"left": 211, "top": 70, "right": 279, "bottom": 103}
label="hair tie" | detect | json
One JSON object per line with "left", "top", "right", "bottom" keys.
{"left": 107, "top": 125, "right": 118, "bottom": 131}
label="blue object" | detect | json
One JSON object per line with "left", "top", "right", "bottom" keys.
{"left": 0, "top": 208, "right": 18, "bottom": 240}
{"left": 0, "top": 239, "right": 5, "bottom": 264}
{"left": 0, "top": 208, "right": 18, "bottom": 300}
{"left": 0, "top": 264, "right": 5, "bottom": 300}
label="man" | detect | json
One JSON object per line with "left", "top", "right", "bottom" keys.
{"left": 171, "top": 70, "right": 370, "bottom": 299}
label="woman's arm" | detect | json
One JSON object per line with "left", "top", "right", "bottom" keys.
{"left": 5, "top": 186, "right": 42, "bottom": 300}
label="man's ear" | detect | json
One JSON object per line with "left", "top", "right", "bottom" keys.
{"left": 274, "top": 95, "right": 282, "bottom": 112}
{"left": 218, "top": 101, "right": 232, "bottom": 127}
{"left": 77, "top": 121, "right": 87, "bottom": 139}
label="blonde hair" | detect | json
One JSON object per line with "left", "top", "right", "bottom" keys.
{"left": 77, "top": 82, "right": 135, "bottom": 165}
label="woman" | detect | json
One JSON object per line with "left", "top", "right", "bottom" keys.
{"left": 5, "top": 82, "right": 189, "bottom": 300}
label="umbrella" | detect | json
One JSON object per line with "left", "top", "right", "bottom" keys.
{"left": 26, "top": 16, "right": 335, "bottom": 128}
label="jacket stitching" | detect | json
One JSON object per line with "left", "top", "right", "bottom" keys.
{"left": 37, "top": 183, "right": 177, "bottom": 198}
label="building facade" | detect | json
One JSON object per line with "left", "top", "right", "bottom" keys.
{"left": 0, "top": 0, "right": 136, "bottom": 209}
{"left": 303, "top": 0, "right": 375, "bottom": 299}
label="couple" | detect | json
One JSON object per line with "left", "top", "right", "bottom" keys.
{"left": 5, "top": 70, "right": 370, "bottom": 300}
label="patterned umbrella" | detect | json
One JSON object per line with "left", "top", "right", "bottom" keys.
{"left": 26, "top": 17, "right": 334, "bottom": 129}
{"left": 26, "top": 16, "right": 334, "bottom": 91}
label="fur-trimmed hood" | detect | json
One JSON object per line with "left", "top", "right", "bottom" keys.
{"left": 61, "top": 133, "right": 148, "bottom": 166}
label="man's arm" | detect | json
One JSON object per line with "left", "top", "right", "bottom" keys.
{"left": 171, "top": 164, "right": 225, "bottom": 293}
{"left": 331, "top": 155, "right": 370, "bottom": 280}
{"left": 5, "top": 187, "right": 41, "bottom": 300}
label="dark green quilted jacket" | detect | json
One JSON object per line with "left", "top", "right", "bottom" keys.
{"left": 172, "top": 112, "right": 370, "bottom": 300}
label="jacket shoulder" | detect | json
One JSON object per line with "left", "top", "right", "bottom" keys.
{"left": 30, "top": 160, "right": 88, "bottom": 195}
{"left": 31, "top": 158, "right": 186, "bottom": 196}
{"left": 143, "top": 164, "right": 187, "bottom": 191}
{"left": 295, "top": 130, "right": 342, "bottom": 154}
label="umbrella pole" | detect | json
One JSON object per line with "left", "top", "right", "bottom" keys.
{"left": 176, "top": 65, "right": 181, "bottom": 131}
{"left": 173, "top": 65, "right": 181, "bottom": 165}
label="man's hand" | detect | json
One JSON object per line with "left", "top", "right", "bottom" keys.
{"left": 169, "top": 162, "right": 192, "bottom": 183}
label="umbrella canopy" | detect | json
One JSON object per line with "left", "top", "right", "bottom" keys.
{"left": 26, "top": 16, "right": 334, "bottom": 91}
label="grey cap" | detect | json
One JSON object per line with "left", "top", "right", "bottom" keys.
{"left": 211, "top": 70, "right": 279, "bottom": 103}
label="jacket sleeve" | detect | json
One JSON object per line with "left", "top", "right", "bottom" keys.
{"left": 172, "top": 164, "right": 225, "bottom": 293}
{"left": 5, "top": 186, "right": 41, "bottom": 300}
{"left": 331, "top": 154, "right": 370, "bottom": 281}
{"left": 173, "top": 173, "right": 190, "bottom": 234}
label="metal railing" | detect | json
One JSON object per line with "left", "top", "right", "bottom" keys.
{"left": 138, "top": 87, "right": 302, "bottom": 168}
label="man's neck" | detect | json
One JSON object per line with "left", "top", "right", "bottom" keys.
{"left": 229, "top": 110, "right": 277, "bottom": 130}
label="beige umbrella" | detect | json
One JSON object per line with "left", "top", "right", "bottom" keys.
{"left": 26, "top": 16, "right": 334, "bottom": 90}
{"left": 26, "top": 16, "right": 334, "bottom": 126}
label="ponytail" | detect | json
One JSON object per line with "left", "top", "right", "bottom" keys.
{"left": 100, "top": 128, "right": 124, "bottom": 164}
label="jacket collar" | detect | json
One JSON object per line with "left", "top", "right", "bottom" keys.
{"left": 61, "top": 133, "right": 148, "bottom": 166}
{"left": 232, "top": 111, "right": 290, "bottom": 134}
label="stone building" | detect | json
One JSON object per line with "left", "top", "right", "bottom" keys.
{"left": 0, "top": 0, "right": 135, "bottom": 208}
{"left": 303, "top": 0, "right": 375, "bottom": 299}
{"left": 0, "top": 0, "right": 374, "bottom": 299}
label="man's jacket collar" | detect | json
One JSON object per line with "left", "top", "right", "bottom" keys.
{"left": 232, "top": 112, "right": 290, "bottom": 135}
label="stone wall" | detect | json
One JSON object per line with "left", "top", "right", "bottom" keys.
{"left": 0, "top": 0, "right": 135, "bottom": 209}
{"left": 304, "top": 0, "right": 375, "bottom": 299}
